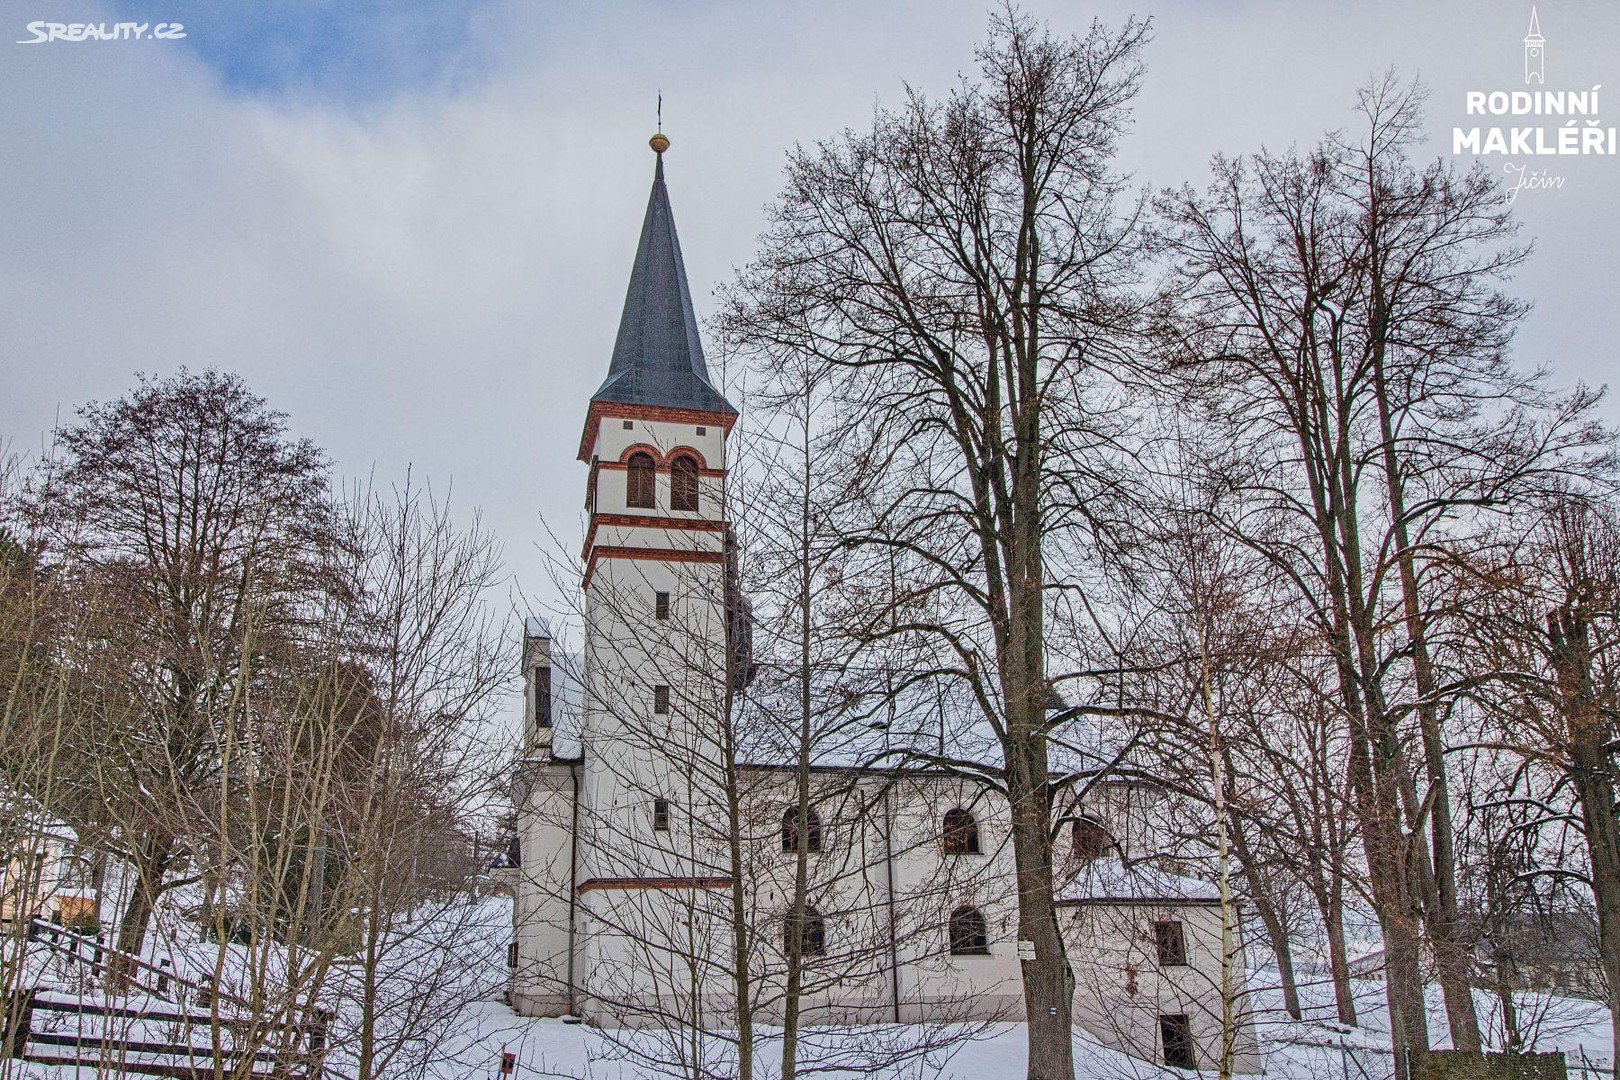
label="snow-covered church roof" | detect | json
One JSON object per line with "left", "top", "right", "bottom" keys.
{"left": 538, "top": 653, "right": 1126, "bottom": 778}
{"left": 731, "top": 663, "right": 1121, "bottom": 775}
{"left": 1056, "top": 857, "right": 1222, "bottom": 906}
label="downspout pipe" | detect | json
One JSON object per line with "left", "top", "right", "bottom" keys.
{"left": 567, "top": 762, "right": 581, "bottom": 1015}
{"left": 882, "top": 782, "right": 901, "bottom": 1024}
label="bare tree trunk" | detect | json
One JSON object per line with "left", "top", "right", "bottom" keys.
{"left": 1551, "top": 599, "right": 1620, "bottom": 1071}
{"left": 1334, "top": 418, "right": 1431, "bottom": 1075}
{"left": 723, "top": 793, "right": 753, "bottom": 1080}
{"left": 1007, "top": 742, "right": 1075, "bottom": 1080}
{"left": 1571, "top": 765, "right": 1620, "bottom": 1070}
{"left": 1320, "top": 880, "right": 1358, "bottom": 1027}
{"left": 109, "top": 835, "right": 173, "bottom": 984}
{"left": 1238, "top": 858, "right": 1300, "bottom": 1022}
{"left": 1368, "top": 297, "right": 1480, "bottom": 1053}
{"left": 1495, "top": 956, "right": 1522, "bottom": 1052}
{"left": 1200, "top": 625, "right": 1239, "bottom": 1080}
{"left": 1325, "top": 475, "right": 1429, "bottom": 1072}
{"left": 781, "top": 417, "right": 816, "bottom": 1080}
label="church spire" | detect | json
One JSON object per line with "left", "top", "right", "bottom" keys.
{"left": 588, "top": 134, "right": 735, "bottom": 418}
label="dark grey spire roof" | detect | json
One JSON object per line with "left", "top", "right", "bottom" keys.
{"left": 591, "top": 153, "right": 736, "bottom": 415}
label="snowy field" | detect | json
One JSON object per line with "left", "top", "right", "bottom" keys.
{"left": 6, "top": 896, "right": 1615, "bottom": 1080}
{"left": 419, "top": 977, "right": 1616, "bottom": 1080}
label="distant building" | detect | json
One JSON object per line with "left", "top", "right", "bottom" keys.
{"left": 0, "top": 807, "right": 98, "bottom": 930}
{"left": 1351, "top": 909, "right": 1605, "bottom": 1003}
{"left": 506, "top": 135, "right": 1260, "bottom": 1074}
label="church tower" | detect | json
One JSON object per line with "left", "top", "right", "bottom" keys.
{"left": 572, "top": 133, "right": 740, "bottom": 1021}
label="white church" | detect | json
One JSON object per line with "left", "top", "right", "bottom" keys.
{"left": 504, "top": 135, "right": 1262, "bottom": 1074}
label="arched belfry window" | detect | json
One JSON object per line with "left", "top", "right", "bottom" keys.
{"left": 627, "top": 452, "right": 656, "bottom": 509}
{"left": 1072, "top": 815, "right": 1111, "bottom": 861}
{"left": 782, "top": 805, "right": 823, "bottom": 853}
{"left": 943, "top": 808, "right": 980, "bottom": 855}
{"left": 670, "top": 454, "right": 700, "bottom": 512}
{"left": 785, "top": 905, "right": 826, "bottom": 958}
{"left": 949, "top": 906, "right": 989, "bottom": 955}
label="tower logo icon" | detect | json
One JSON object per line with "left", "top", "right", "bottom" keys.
{"left": 1524, "top": 7, "right": 1545, "bottom": 85}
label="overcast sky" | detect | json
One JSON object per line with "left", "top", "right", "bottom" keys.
{"left": 4, "top": 1, "right": 1617, "bottom": 704}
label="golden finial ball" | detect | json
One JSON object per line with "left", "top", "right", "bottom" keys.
{"left": 649, "top": 133, "right": 671, "bottom": 154}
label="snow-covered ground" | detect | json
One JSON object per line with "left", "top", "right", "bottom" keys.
{"left": 409, "top": 900, "right": 1620, "bottom": 1080}
{"left": 423, "top": 981, "right": 1615, "bottom": 1080}
{"left": 6, "top": 896, "right": 1615, "bottom": 1080}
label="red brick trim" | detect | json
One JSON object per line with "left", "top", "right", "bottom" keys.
{"left": 1056, "top": 897, "right": 1224, "bottom": 907}
{"left": 583, "top": 515, "right": 726, "bottom": 557}
{"left": 583, "top": 546, "right": 727, "bottom": 589}
{"left": 619, "top": 443, "right": 669, "bottom": 466}
{"left": 597, "top": 461, "right": 726, "bottom": 478}
{"left": 597, "top": 445, "right": 716, "bottom": 471}
{"left": 579, "top": 401, "right": 738, "bottom": 461}
{"left": 667, "top": 447, "right": 710, "bottom": 470}
{"left": 577, "top": 876, "right": 732, "bottom": 894}
{"left": 592, "top": 514, "right": 725, "bottom": 532}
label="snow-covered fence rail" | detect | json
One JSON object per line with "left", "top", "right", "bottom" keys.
{"left": 3, "top": 985, "right": 334, "bottom": 1080}
{"left": 26, "top": 916, "right": 241, "bottom": 1010}
{"left": 9, "top": 918, "right": 337, "bottom": 1080}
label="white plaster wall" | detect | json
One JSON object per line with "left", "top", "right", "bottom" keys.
{"left": 1068, "top": 901, "right": 1265, "bottom": 1073}
{"left": 513, "top": 411, "right": 1261, "bottom": 1070}
{"left": 510, "top": 763, "right": 580, "bottom": 1017}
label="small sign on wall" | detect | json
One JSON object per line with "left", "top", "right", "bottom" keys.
{"left": 1017, "top": 939, "right": 1036, "bottom": 961}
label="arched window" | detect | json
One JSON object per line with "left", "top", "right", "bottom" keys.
{"left": 942, "top": 808, "right": 980, "bottom": 855}
{"left": 670, "top": 454, "right": 700, "bottom": 512}
{"left": 949, "top": 906, "right": 989, "bottom": 955}
{"left": 626, "top": 452, "right": 656, "bottom": 509}
{"left": 1071, "top": 815, "right": 1110, "bottom": 860}
{"left": 785, "top": 905, "right": 826, "bottom": 958}
{"left": 782, "top": 806, "right": 823, "bottom": 853}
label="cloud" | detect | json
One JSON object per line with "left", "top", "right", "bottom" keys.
{"left": 2, "top": 0, "right": 1617, "bottom": 677}
{"left": 103, "top": 0, "right": 483, "bottom": 101}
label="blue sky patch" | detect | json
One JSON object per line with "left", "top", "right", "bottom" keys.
{"left": 108, "top": 0, "right": 483, "bottom": 101}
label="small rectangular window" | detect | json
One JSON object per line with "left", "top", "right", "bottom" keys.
{"left": 653, "top": 798, "right": 670, "bottom": 831}
{"left": 655, "top": 591, "right": 670, "bottom": 620}
{"left": 534, "top": 667, "right": 552, "bottom": 729}
{"left": 1152, "top": 920, "right": 1187, "bottom": 967}
{"left": 654, "top": 685, "right": 670, "bottom": 714}
{"left": 622, "top": 420, "right": 634, "bottom": 430}
{"left": 1160, "top": 1013, "right": 1196, "bottom": 1070}
{"left": 507, "top": 940, "right": 519, "bottom": 969}
{"left": 696, "top": 426, "right": 706, "bottom": 436}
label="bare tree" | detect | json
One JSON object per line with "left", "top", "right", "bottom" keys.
{"left": 316, "top": 477, "right": 512, "bottom": 1080}
{"left": 515, "top": 427, "right": 986, "bottom": 1079}
{"left": 18, "top": 369, "right": 339, "bottom": 982}
{"left": 737, "top": 347, "right": 1001, "bottom": 1078}
{"left": 6, "top": 378, "right": 510, "bottom": 1080}
{"left": 1452, "top": 494, "right": 1620, "bottom": 1065}
{"left": 1153, "top": 77, "right": 1611, "bottom": 1072}
{"left": 722, "top": 12, "right": 1152, "bottom": 1077}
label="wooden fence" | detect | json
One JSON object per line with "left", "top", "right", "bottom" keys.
{"left": 5, "top": 917, "right": 334, "bottom": 1079}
